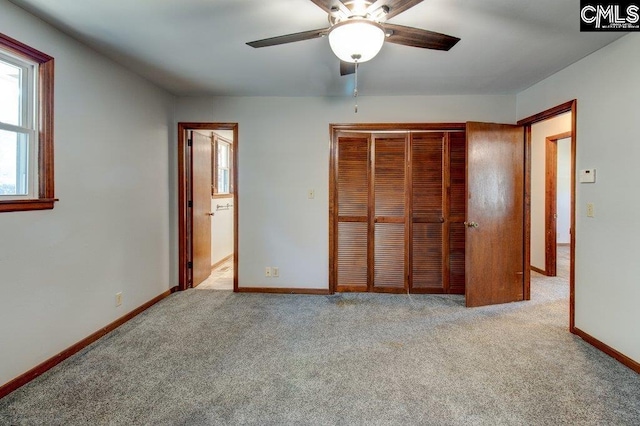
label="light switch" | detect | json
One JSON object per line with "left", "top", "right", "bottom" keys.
{"left": 308, "top": 189, "right": 315, "bottom": 199}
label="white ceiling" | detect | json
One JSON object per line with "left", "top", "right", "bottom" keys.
{"left": 8, "top": 0, "right": 625, "bottom": 97}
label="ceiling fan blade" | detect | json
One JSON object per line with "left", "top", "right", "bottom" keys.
{"left": 384, "top": 24, "right": 460, "bottom": 51}
{"left": 309, "top": 0, "right": 350, "bottom": 16}
{"left": 367, "top": 0, "right": 424, "bottom": 20}
{"left": 246, "top": 28, "right": 329, "bottom": 48}
{"left": 340, "top": 61, "right": 356, "bottom": 76}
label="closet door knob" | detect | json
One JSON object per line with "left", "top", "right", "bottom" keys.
{"left": 464, "top": 221, "right": 478, "bottom": 228}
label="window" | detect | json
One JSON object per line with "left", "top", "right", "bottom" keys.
{"left": 0, "top": 33, "right": 55, "bottom": 213}
{"left": 212, "top": 135, "right": 233, "bottom": 196}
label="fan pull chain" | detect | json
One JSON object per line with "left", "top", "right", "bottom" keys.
{"left": 353, "top": 59, "right": 359, "bottom": 113}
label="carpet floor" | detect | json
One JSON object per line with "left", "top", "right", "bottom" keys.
{"left": 1, "top": 254, "right": 639, "bottom": 424}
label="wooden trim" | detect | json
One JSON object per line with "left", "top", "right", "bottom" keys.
{"left": 530, "top": 265, "right": 546, "bottom": 275}
{"left": 519, "top": 100, "right": 577, "bottom": 332}
{"left": 573, "top": 327, "right": 640, "bottom": 374}
{"left": 178, "top": 123, "right": 239, "bottom": 293}
{"left": 330, "top": 123, "right": 466, "bottom": 131}
{"left": 367, "top": 134, "right": 375, "bottom": 292}
{"left": 0, "top": 286, "right": 178, "bottom": 399}
{"left": 330, "top": 124, "right": 465, "bottom": 295}
{"left": 523, "top": 125, "right": 532, "bottom": 300}
{"left": 517, "top": 100, "right": 575, "bottom": 126}
{"left": 569, "top": 101, "right": 577, "bottom": 333}
{"left": 237, "top": 287, "right": 331, "bottom": 295}
{"left": 328, "top": 127, "right": 338, "bottom": 293}
{"left": 544, "top": 131, "right": 571, "bottom": 277}
{"left": 0, "top": 33, "right": 56, "bottom": 213}
{"left": 211, "top": 193, "right": 232, "bottom": 199}
{"left": 211, "top": 253, "right": 233, "bottom": 271}
{"left": 0, "top": 198, "right": 57, "bottom": 212}
{"left": 545, "top": 136, "right": 558, "bottom": 276}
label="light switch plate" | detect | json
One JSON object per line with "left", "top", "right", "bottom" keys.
{"left": 580, "top": 169, "right": 596, "bottom": 183}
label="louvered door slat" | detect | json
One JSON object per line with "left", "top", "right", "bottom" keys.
{"left": 449, "top": 223, "right": 465, "bottom": 293}
{"left": 338, "top": 222, "right": 368, "bottom": 289}
{"left": 373, "top": 135, "right": 407, "bottom": 291}
{"left": 338, "top": 137, "right": 369, "bottom": 217}
{"left": 374, "top": 223, "right": 405, "bottom": 289}
{"left": 412, "top": 133, "right": 444, "bottom": 218}
{"left": 412, "top": 223, "right": 444, "bottom": 290}
{"left": 449, "top": 132, "right": 466, "bottom": 218}
{"left": 374, "top": 137, "right": 406, "bottom": 217}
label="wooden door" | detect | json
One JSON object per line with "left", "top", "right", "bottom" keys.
{"left": 448, "top": 132, "right": 467, "bottom": 294}
{"left": 191, "top": 130, "right": 213, "bottom": 287}
{"left": 335, "top": 134, "right": 370, "bottom": 292}
{"left": 465, "top": 122, "right": 525, "bottom": 307}
{"left": 372, "top": 134, "right": 408, "bottom": 292}
{"left": 411, "top": 132, "right": 445, "bottom": 292}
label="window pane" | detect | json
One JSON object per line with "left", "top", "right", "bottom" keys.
{"left": 0, "top": 59, "right": 22, "bottom": 126}
{"left": 217, "top": 168, "right": 229, "bottom": 194}
{"left": 218, "top": 142, "right": 229, "bottom": 168}
{"left": 0, "top": 129, "right": 28, "bottom": 195}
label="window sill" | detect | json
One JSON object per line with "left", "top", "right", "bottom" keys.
{"left": 0, "top": 198, "right": 58, "bottom": 213}
{"left": 212, "top": 194, "right": 233, "bottom": 199}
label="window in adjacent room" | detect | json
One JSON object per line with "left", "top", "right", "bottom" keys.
{"left": 0, "top": 33, "right": 55, "bottom": 213}
{"left": 212, "top": 135, "right": 233, "bottom": 197}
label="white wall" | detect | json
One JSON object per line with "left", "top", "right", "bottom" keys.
{"left": 211, "top": 196, "right": 234, "bottom": 265}
{"left": 530, "top": 114, "right": 571, "bottom": 270}
{"left": 557, "top": 138, "right": 571, "bottom": 244}
{"left": 175, "top": 95, "right": 516, "bottom": 289}
{"left": 0, "top": 0, "right": 174, "bottom": 387}
{"left": 517, "top": 34, "right": 640, "bottom": 363}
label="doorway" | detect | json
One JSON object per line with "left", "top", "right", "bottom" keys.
{"left": 178, "top": 123, "right": 238, "bottom": 292}
{"left": 518, "top": 100, "right": 576, "bottom": 331}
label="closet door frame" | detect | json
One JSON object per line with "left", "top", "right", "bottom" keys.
{"left": 329, "top": 123, "right": 466, "bottom": 294}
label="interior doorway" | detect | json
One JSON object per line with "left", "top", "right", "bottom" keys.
{"left": 518, "top": 100, "right": 576, "bottom": 331}
{"left": 178, "top": 123, "right": 238, "bottom": 292}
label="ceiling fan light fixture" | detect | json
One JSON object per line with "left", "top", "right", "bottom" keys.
{"left": 328, "top": 19, "right": 385, "bottom": 63}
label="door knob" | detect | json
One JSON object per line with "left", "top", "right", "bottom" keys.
{"left": 464, "top": 221, "right": 478, "bottom": 228}
{"left": 207, "top": 212, "right": 215, "bottom": 216}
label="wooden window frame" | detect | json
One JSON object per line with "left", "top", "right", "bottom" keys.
{"left": 0, "top": 33, "right": 56, "bottom": 213}
{"left": 211, "top": 134, "right": 233, "bottom": 199}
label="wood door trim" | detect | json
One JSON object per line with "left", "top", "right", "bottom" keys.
{"left": 544, "top": 131, "right": 572, "bottom": 277}
{"left": 545, "top": 137, "right": 558, "bottom": 276}
{"left": 517, "top": 101, "right": 575, "bottom": 126}
{"left": 330, "top": 123, "right": 463, "bottom": 294}
{"left": 178, "top": 122, "right": 239, "bottom": 292}
{"left": 332, "top": 123, "right": 466, "bottom": 132}
{"left": 517, "top": 100, "right": 577, "bottom": 333}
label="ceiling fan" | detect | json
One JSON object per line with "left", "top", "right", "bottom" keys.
{"left": 246, "top": 0, "right": 460, "bottom": 76}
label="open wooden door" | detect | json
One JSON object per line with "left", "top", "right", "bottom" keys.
{"left": 465, "top": 122, "right": 525, "bottom": 307}
{"left": 191, "top": 130, "right": 213, "bottom": 287}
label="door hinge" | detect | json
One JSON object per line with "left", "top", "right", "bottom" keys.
{"left": 187, "top": 262, "right": 193, "bottom": 269}
{"left": 188, "top": 200, "right": 193, "bottom": 208}
{"left": 188, "top": 138, "right": 192, "bottom": 147}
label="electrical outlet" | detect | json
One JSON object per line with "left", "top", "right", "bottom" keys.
{"left": 272, "top": 267, "right": 279, "bottom": 278}
{"left": 115, "top": 292, "right": 122, "bottom": 307}
{"left": 586, "top": 203, "right": 594, "bottom": 218}
{"left": 265, "top": 267, "right": 272, "bottom": 277}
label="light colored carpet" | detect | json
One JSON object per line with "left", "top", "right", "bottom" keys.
{"left": 1, "top": 248, "right": 638, "bottom": 425}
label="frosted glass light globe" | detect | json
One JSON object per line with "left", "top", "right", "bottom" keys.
{"left": 328, "top": 20, "right": 385, "bottom": 63}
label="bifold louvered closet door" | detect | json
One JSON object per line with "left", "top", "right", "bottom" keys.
{"left": 332, "top": 127, "right": 466, "bottom": 294}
